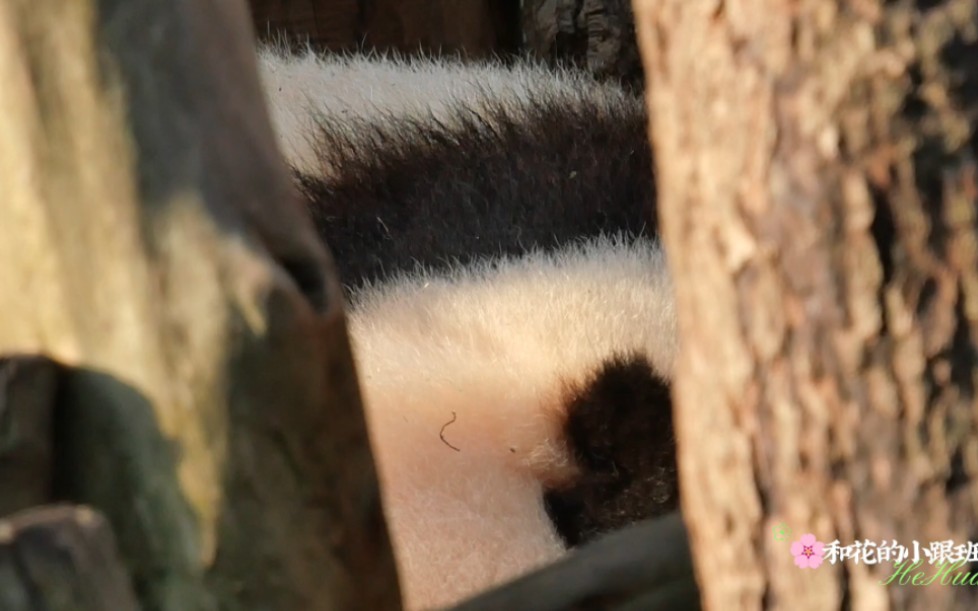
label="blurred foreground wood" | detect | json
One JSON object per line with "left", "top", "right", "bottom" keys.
{"left": 0, "top": 357, "right": 60, "bottom": 517}
{"left": 635, "top": 0, "right": 978, "bottom": 609}
{"left": 0, "top": 505, "right": 140, "bottom": 611}
{"left": 0, "top": 0, "right": 399, "bottom": 609}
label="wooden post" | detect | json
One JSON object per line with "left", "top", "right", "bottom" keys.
{"left": 0, "top": 505, "right": 141, "bottom": 611}
{"left": 0, "top": 0, "right": 400, "bottom": 608}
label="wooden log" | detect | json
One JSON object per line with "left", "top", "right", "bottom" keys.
{"left": 450, "top": 513, "right": 699, "bottom": 611}
{"left": 0, "top": 0, "right": 400, "bottom": 609}
{"left": 0, "top": 505, "right": 140, "bottom": 611}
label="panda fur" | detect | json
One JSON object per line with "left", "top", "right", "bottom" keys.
{"left": 257, "top": 46, "right": 656, "bottom": 285}
{"left": 258, "top": 46, "right": 679, "bottom": 610}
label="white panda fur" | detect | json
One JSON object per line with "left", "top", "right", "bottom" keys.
{"left": 257, "top": 46, "right": 678, "bottom": 610}
{"left": 349, "top": 237, "right": 674, "bottom": 608}
{"left": 256, "top": 45, "right": 634, "bottom": 179}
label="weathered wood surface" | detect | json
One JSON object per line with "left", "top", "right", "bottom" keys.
{"left": 0, "top": 0, "right": 399, "bottom": 609}
{"left": 635, "top": 0, "right": 978, "bottom": 609}
{"left": 0, "top": 505, "right": 141, "bottom": 611}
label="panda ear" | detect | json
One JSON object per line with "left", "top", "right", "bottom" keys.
{"left": 544, "top": 354, "right": 677, "bottom": 547}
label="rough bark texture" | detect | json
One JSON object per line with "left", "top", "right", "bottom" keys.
{"left": 635, "top": 0, "right": 978, "bottom": 609}
{"left": 249, "top": 0, "right": 521, "bottom": 58}
{"left": 523, "top": 0, "right": 643, "bottom": 87}
{"left": 0, "top": 0, "right": 399, "bottom": 609}
{"left": 0, "top": 505, "right": 141, "bottom": 611}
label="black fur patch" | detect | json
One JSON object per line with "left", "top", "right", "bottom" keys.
{"left": 544, "top": 354, "right": 678, "bottom": 547}
{"left": 296, "top": 89, "right": 655, "bottom": 288}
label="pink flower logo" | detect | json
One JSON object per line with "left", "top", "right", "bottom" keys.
{"left": 791, "top": 533, "right": 825, "bottom": 569}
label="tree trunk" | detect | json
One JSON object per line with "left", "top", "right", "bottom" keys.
{"left": 523, "top": 0, "right": 643, "bottom": 87}
{"left": 0, "top": 0, "right": 399, "bottom": 609}
{"left": 634, "top": 0, "right": 978, "bottom": 609}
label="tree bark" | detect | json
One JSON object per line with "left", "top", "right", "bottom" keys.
{"left": 0, "top": 0, "right": 399, "bottom": 609}
{"left": 635, "top": 0, "right": 978, "bottom": 609}
{"left": 523, "top": 0, "right": 643, "bottom": 86}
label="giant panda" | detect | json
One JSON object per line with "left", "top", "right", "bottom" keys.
{"left": 257, "top": 46, "right": 679, "bottom": 610}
